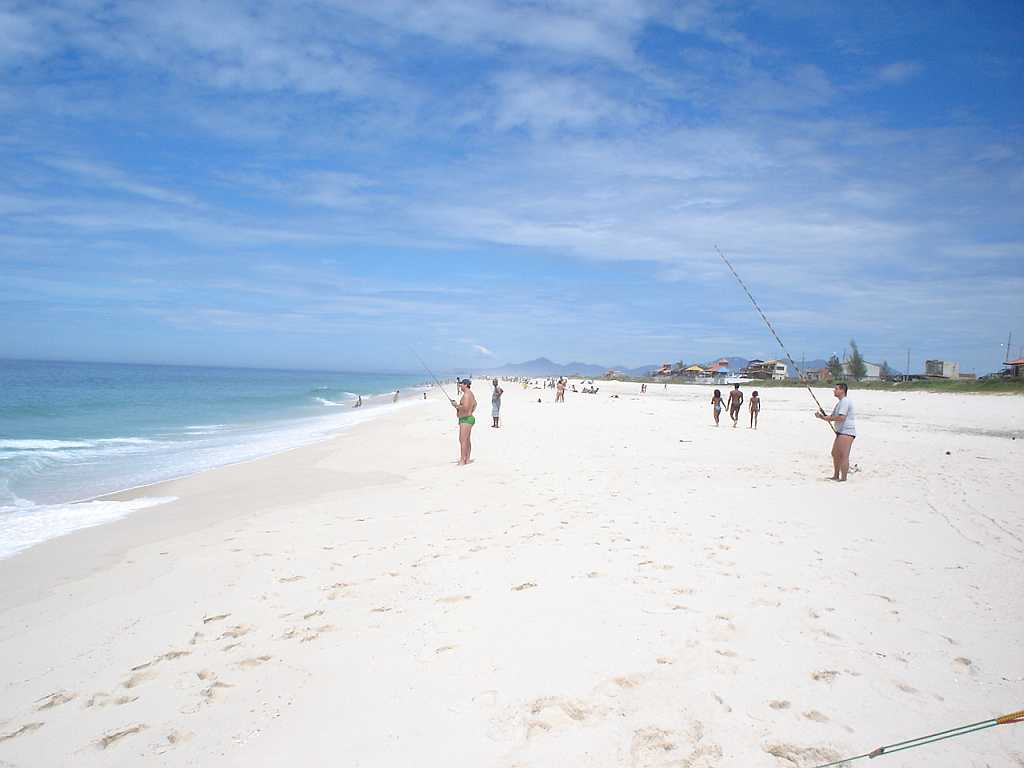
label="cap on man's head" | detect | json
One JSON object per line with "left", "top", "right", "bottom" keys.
{"left": 459, "top": 378, "right": 471, "bottom": 386}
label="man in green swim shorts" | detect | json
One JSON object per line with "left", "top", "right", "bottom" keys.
{"left": 451, "top": 378, "right": 477, "bottom": 465}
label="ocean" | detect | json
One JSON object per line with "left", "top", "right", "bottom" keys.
{"left": 0, "top": 359, "right": 427, "bottom": 558}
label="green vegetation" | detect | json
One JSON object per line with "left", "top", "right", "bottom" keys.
{"left": 827, "top": 354, "right": 843, "bottom": 380}
{"left": 848, "top": 339, "right": 867, "bottom": 381}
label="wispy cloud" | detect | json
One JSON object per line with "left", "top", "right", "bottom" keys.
{"left": 0, "top": 1, "right": 1020, "bottom": 372}
{"left": 877, "top": 61, "right": 923, "bottom": 84}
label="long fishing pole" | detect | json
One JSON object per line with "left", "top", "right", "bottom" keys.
{"left": 715, "top": 245, "right": 835, "bottom": 433}
{"left": 409, "top": 347, "right": 454, "bottom": 402}
{"left": 811, "top": 708, "right": 1023, "bottom": 767}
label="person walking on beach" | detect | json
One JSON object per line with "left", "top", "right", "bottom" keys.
{"left": 727, "top": 384, "right": 744, "bottom": 427}
{"left": 749, "top": 390, "right": 760, "bottom": 429}
{"left": 555, "top": 378, "right": 566, "bottom": 403}
{"left": 451, "top": 378, "right": 477, "bottom": 465}
{"left": 816, "top": 382, "right": 856, "bottom": 481}
{"left": 491, "top": 378, "right": 503, "bottom": 428}
{"left": 353, "top": 394, "right": 362, "bottom": 408}
{"left": 393, "top": 390, "right": 399, "bottom": 403}
{"left": 711, "top": 389, "right": 723, "bottom": 426}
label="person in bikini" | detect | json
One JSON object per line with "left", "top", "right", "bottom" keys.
{"left": 711, "top": 389, "right": 723, "bottom": 426}
{"left": 451, "top": 378, "right": 477, "bottom": 465}
{"left": 816, "top": 382, "right": 856, "bottom": 481}
{"left": 749, "top": 391, "right": 760, "bottom": 429}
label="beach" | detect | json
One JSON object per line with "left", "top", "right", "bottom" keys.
{"left": 0, "top": 380, "right": 1021, "bottom": 767}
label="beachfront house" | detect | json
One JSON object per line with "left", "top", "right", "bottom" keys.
{"left": 655, "top": 363, "right": 674, "bottom": 377}
{"left": 684, "top": 364, "right": 708, "bottom": 381}
{"left": 925, "top": 359, "right": 960, "bottom": 379}
{"left": 741, "top": 359, "right": 788, "bottom": 381}
{"left": 803, "top": 367, "right": 832, "bottom": 383}
{"left": 1003, "top": 358, "right": 1024, "bottom": 378}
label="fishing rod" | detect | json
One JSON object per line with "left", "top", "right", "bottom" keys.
{"left": 715, "top": 245, "right": 835, "bottom": 434}
{"left": 409, "top": 347, "right": 454, "bottom": 402}
{"left": 812, "top": 707, "right": 1023, "bottom": 767}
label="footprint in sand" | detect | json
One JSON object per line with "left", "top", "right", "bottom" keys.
{"left": 85, "top": 693, "right": 138, "bottom": 708}
{"left": 34, "top": 691, "right": 76, "bottom": 711}
{"left": 436, "top": 595, "right": 472, "bottom": 604}
{"left": 763, "top": 743, "right": 841, "bottom": 765}
{"left": 811, "top": 670, "right": 839, "bottom": 684}
{"left": 511, "top": 582, "right": 537, "bottom": 591}
{"left": 768, "top": 700, "right": 791, "bottom": 710}
{"left": 803, "top": 710, "right": 830, "bottom": 723}
{"left": 236, "top": 656, "right": 272, "bottom": 669}
{"left": 278, "top": 575, "right": 305, "bottom": 583}
{"left": 218, "top": 624, "right": 253, "bottom": 640}
{"left": 97, "top": 724, "right": 146, "bottom": 750}
{"left": 122, "top": 669, "right": 158, "bottom": 689}
{"left": 203, "top": 613, "right": 230, "bottom": 624}
{"left": 0, "top": 722, "right": 44, "bottom": 742}
{"left": 200, "top": 681, "right": 234, "bottom": 701}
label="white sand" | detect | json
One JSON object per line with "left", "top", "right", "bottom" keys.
{"left": 0, "top": 381, "right": 1021, "bottom": 767}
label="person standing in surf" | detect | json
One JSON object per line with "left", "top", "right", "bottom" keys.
{"left": 451, "top": 378, "right": 477, "bottom": 465}
{"left": 816, "top": 382, "right": 856, "bottom": 481}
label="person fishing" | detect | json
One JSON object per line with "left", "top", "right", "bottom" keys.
{"left": 816, "top": 382, "right": 856, "bottom": 481}
{"left": 451, "top": 378, "right": 477, "bottom": 465}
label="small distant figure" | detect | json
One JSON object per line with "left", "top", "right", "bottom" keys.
{"left": 353, "top": 394, "right": 362, "bottom": 408}
{"left": 393, "top": 390, "right": 399, "bottom": 403}
{"left": 423, "top": 392, "right": 427, "bottom": 400}
{"left": 816, "top": 382, "right": 856, "bottom": 481}
{"left": 555, "top": 378, "right": 566, "bottom": 403}
{"left": 749, "top": 391, "right": 760, "bottom": 429}
{"left": 451, "top": 378, "right": 477, "bottom": 465}
{"left": 641, "top": 383, "right": 647, "bottom": 394}
{"left": 664, "top": 383, "right": 667, "bottom": 390}
{"left": 491, "top": 378, "right": 503, "bottom": 428}
{"left": 727, "top": 384, "right": 744, "bottom": 428}
{"left": 711, "top": 389, "right": 723, "bottom": 426}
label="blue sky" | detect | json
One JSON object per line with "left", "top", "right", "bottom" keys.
{"left": 1, "top": 1, "right": 1021, "bottom": 374}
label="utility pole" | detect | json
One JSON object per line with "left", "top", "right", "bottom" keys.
{"left": 906, "top": 348, "right": 910, "bottom": 380}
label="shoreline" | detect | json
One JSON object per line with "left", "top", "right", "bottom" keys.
{"left": 0, "top": 380, "right": 1020, "bottom": 766}
{"left": 0, "top": 391, "right": 430, "bottom": 561}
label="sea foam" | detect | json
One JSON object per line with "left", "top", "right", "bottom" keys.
{"left": 0, "top": 496, "right": 177, "bottom": 559}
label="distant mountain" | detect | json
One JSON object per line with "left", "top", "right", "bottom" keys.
{"left": 486, "top": 357, "right": 607, "bottom": 377}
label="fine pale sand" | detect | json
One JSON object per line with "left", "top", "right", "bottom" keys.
{"left": 0, "top": 381, "right": 1021, "bottom": 767}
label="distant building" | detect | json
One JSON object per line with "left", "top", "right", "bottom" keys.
{"left": 842, "top": 360, "right": 882, "bottom": 381}
{"left": 1005, "top": 358, "right": 1024, "bottom": 378}
{"left": 925, "top": 360, "right": 960, "bottom": 379}
{"left": 655, "top": 363, "right": 673, "bottom": 377}
{"left": 804, "top": 367, "right": 832, "bottom": 383}
{"left": 742, "top": 359, "right": 788, "bottom": 380}
{"left": 958, "top": 372, "right": 977, "bottom": 380}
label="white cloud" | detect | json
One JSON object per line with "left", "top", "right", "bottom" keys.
{"left": 877, "top": 61, "right": 923, "bottom": 84}
{"left": 473, "top": 344, "right": 494, "bottom": 357}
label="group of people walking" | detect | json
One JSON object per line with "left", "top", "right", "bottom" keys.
{"left": 711, "top": 384, "right": 760, "bottom": 428}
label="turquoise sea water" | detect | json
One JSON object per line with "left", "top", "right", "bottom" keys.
{"left": 0, "top": 359, "right": 426, "bottom": 557}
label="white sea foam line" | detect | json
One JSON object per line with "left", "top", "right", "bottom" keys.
{"left": 0, "top": 496, "right": 177, "bottom": 559}
{"left": 62, "top": 398, "right": 430, "bottom": 505}
{"left": 0, "top": 439, "right": 95, "bottom": 450}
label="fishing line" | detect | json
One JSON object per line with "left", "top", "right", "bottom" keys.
{"left": 715, "top": 245, "right": 835, "bottom": 433}
{"left": 409, "top": 347, "right": 454, "bottom": 402}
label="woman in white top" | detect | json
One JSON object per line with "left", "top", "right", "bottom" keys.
{"left": 816, "top": 382, "right": 856, "bottom": 481}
